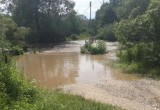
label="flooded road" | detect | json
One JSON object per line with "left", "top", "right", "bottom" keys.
{"left": 15, "top": 41, "right": 139, "bottom": 88}
{"left": 15, "top": 41, "right": 160, "bottom": 110}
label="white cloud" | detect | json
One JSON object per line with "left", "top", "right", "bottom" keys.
{"left": 73, "top": 0, "right": 109, "bottom": 19}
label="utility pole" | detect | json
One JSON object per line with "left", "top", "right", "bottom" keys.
{"left": 90, "top": 1, "right": 91, "bottom": 21}
{"left": 90, "top": 1, "right": 92, "bottom": 34}
{"left": 103, "top": 0, "right": 104, "bottom": 4}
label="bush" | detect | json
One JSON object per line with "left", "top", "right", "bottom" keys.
{"left": 91, "top": 46, "right": 99, "bottom": 54}
{"left": 97, "top": 40, "right": 107, "bottom": 54}
{"left": 0, "top": 62, "right": 40, "bottom": 110}
{"left": 10, "top": 46, "right": 24, "bottom": 55}
{"left": 70, "top": 34, "right": 78, "bottom": 40}
{"left": 81, "top": 40, "right": 107, "bottom": 55}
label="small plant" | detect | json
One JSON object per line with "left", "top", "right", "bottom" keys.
{"left": 10, "top": 46, "right": 24, "bottom": 56}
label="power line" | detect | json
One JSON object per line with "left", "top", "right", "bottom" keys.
{"left": 82, "top": 6, "right": 90, "bottom": 13}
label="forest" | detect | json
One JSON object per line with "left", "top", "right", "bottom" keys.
{"left": 0, "top": 0, "right": 160, "bottom": 109}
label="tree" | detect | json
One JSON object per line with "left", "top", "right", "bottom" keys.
{"left": 0, "top": 16, "right": 11, "bottom": 62}
{"left": 1, "top": 0, "right": 78, "bottom": 43}
{"left": 96, "top": 4, "right": 117, "bottom": 27}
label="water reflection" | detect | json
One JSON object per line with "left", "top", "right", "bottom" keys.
{"left": 15, "top": 52, "right": 79, "bottom": 88}
{"left": 15, "top": 42, "right": 140, "bottom": 89}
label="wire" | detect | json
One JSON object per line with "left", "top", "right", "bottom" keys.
{"left": 83, "top": 6, "right": 90, "bottom": 13}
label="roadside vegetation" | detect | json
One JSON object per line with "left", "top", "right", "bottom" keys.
{"left": 95, "top": 0, "right": 160, "bottom": 77}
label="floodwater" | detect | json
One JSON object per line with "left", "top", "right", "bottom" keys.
{"left": 15, "top": 41, "right": 140, "bottom": 88}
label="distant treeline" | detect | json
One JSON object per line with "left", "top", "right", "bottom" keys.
{"left": 0, "top": 0, "right": 89, "bottom": 44}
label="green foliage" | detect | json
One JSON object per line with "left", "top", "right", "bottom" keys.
{"left": 95, "top": 0, "right": 150, "bottom": 41}
{"left": 77, "top": 33, "right": 89, "bottom": 40}
{"left": 80, "top": 46, "right": 89, "bottom": 54}
{"left": 96, "top": 4, "right": 117, "bottom": 27}
{"left": 0, "top": 62, "right": 40, "bottom": 110}
{"left": 0, "top": 15, "right": 30, "bottom": 56}
{"left": 81, "top": 40, "right": 107, "bottom": 55}
{"left": 96, "top": 40, "right": 107, "bottom": 54}
{"left": 13, "top": 27, "right": 30, "bottom": 47}
{"left": 70, "top": 34, "right": 78, "bottom": 40}
{"left": 115, "top": 0, "right": 160, "bottom": 76}
{"left": 1, "top": 0, "right": 90, "bottom": 43}
{"left": 10, "top": 46, "right": 24, "bottom": 55}
{"left": 37, "top": 91, "right": 122, "bottom": 110}
{"left": 80, "top": 41, "right": 91, "bottom": 54}
{"left": 97, "top": 25, "right": 117, "bottom": 42}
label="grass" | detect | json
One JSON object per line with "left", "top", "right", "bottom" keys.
{"left": 37, "top": 90, "right": 123, "bottom": 110}
{"left": 114, "top": 61, "right": 160, "bottom": 80}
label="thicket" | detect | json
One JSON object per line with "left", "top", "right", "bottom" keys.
{"left": 95, "top": 0, "right": 150, "bottom": 41}
{"left": 95, "top": 0, "right": 160, "bottom": 76}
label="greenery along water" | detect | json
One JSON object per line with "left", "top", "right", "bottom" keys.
{"left": 95, "top": 0, "right": 160, "bottom": 76}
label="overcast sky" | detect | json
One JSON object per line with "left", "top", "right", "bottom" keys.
{"left": 73, "top": 0, "right": 109, "bottom": 19}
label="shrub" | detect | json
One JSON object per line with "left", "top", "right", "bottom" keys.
{"left": 0, "top": 62, "right": 40, "bottom": 110}
{"left": 81, "top": 40, "right": 107, "bottom": 55}
{"left": 91, "top": 46, "right": 99, "bottom": 54}
{"left": 97, "top": 40, "right": 107, "bottom": 54}
{"left": 70, "top": 34, "right": 78, "bottom": 40}
{"left": 10, "top": 46, "right": 24, "bottom": 55}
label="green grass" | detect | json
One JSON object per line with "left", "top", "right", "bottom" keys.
{"left": 37, "top": 90, "right": 122, "bottom": 110}
{"left": 114, "top": 61, "right": 160, "bottom": 80}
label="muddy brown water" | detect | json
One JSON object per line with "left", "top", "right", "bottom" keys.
{"left": 15, "top": 41, "right": 140, "bottom": 88}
